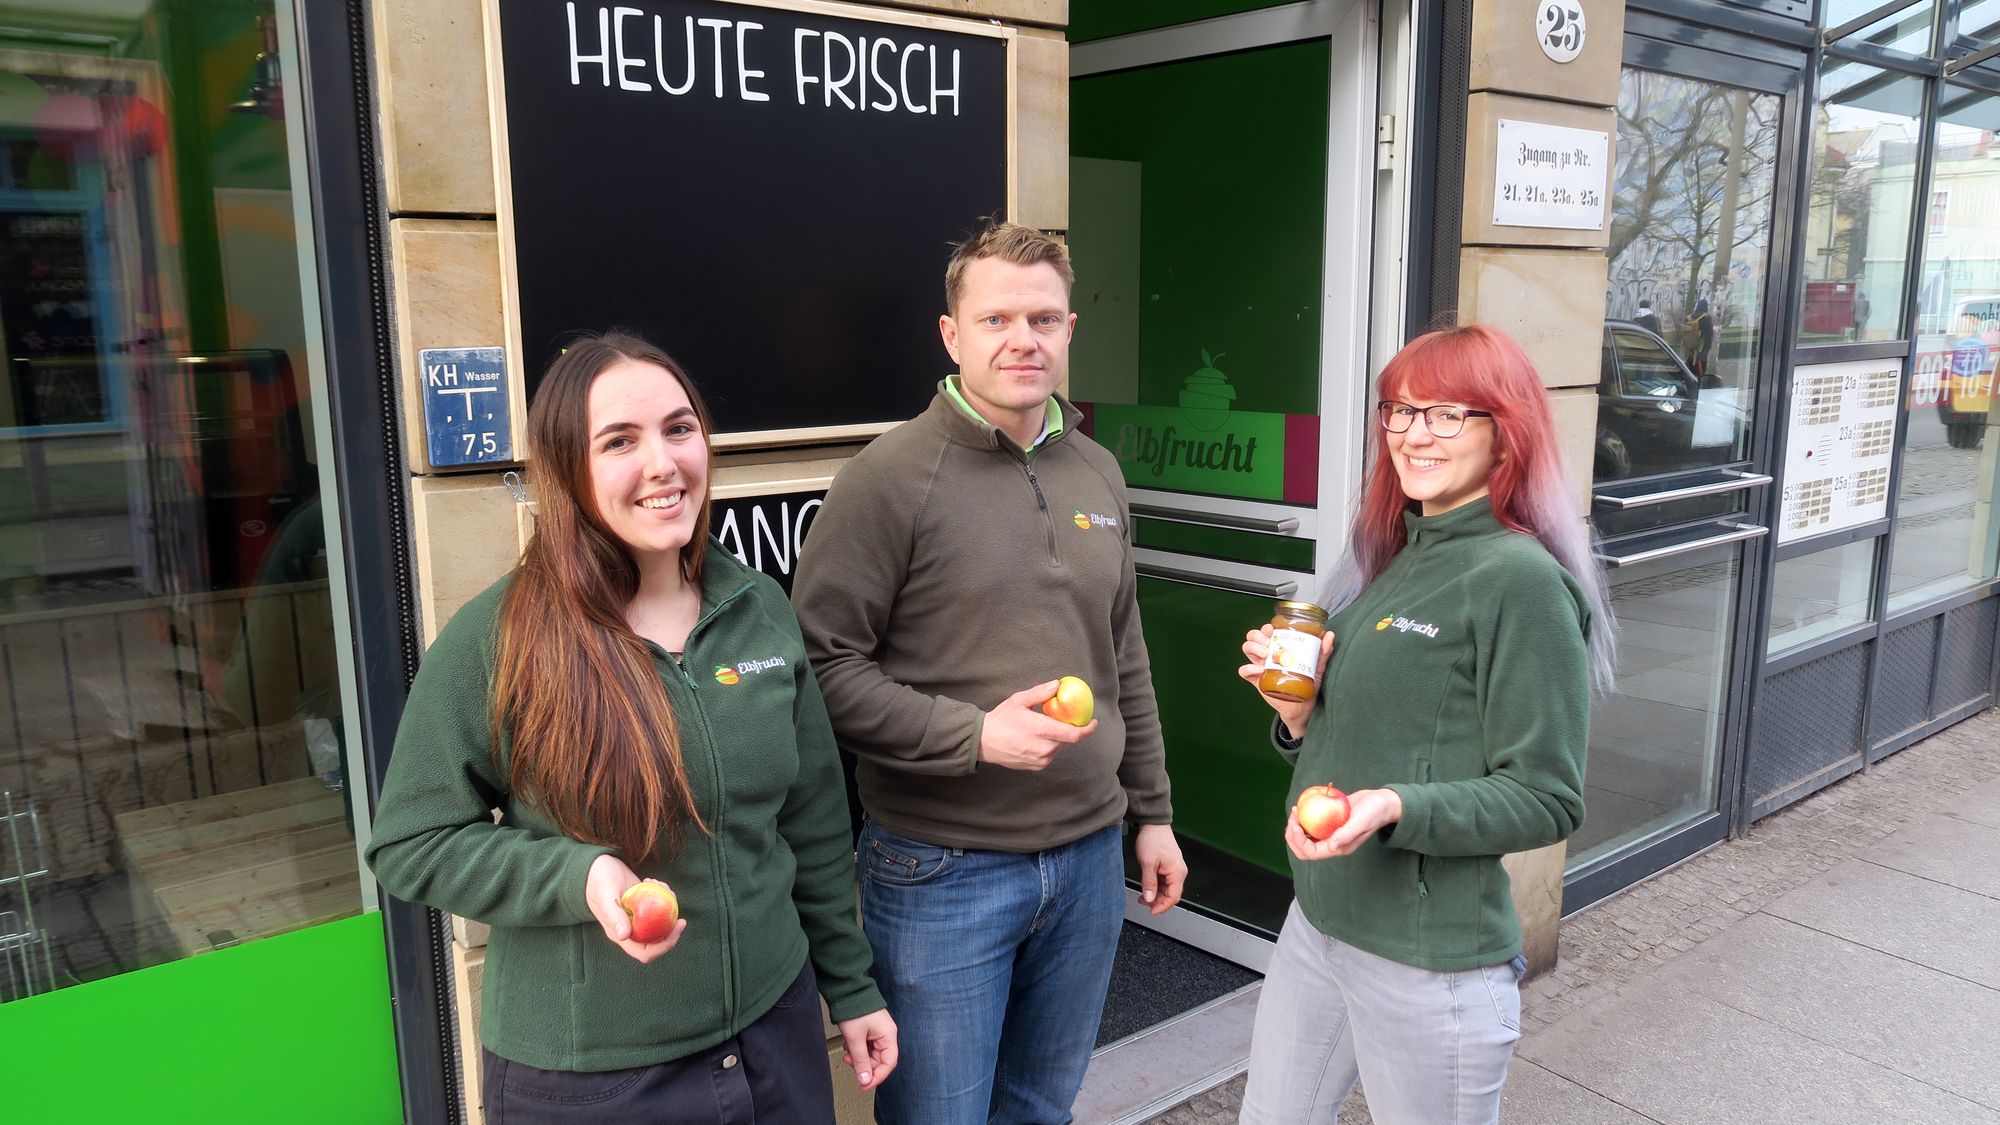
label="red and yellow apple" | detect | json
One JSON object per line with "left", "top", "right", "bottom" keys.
{"left": 619, "top": 879, "right": 681, "bottom": 943}
{"left": 1042, "top": 675, "right": 1095, "bottom": 726}
{"left": 1294, "top": 784, "right": 1351, "bottom": 841}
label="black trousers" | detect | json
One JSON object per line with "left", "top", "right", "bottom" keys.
{"left": 482, "top": 961, "right": 837, "bottom": 1124}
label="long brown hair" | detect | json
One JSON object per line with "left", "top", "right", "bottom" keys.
{"left": 491, "top": 332, "right": 715, "bottom": 860}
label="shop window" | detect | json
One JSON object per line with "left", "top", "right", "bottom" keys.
{"left": 1888, "top": 88, "right": 2000, "bottom": 611}
{"left": 0, "top": 10, "right": 361, "bottom": 1003}
{"left": 1823, "top": 0, "right": 1936, "bottom": 55}
{"left": 1799, "top": 62, "right": 1925, "bottom": 346}
{"left": 1768, "top": 539, "right": 1879, "bottom": 654}
{"left": 1603, "top": 69, "right": 1779, "bottom": 481}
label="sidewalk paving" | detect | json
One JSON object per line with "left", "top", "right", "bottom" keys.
{"left": 1146, "top": 708, "right": 2000, "bottom": 1124}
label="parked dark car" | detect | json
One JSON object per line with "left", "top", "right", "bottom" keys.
{"left": 1597, "top": 320, "right": 1747, "bottom": 480}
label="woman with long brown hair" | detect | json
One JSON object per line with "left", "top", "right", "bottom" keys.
{"left": 367, "top": 332, "right": 896, "bottom": 1122}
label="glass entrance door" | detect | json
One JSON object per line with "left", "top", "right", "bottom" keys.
{"left": 1067, "top": 0, "right": 1382, "bottom": 943}
{"left": 1569, "top": 61, "right": 1789, "bottom": 905}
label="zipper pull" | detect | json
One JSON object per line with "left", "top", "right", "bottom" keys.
{"left": 1024, "top": 465, "right": 1047, "bottom": 511}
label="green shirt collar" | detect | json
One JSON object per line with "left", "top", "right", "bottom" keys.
{"left": 943, "top": 375, "right": 1064, "bottom": 451}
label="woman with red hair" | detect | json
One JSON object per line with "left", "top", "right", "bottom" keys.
{"left": 1235, "top": 324, "right": 1613, "bottom": 1124}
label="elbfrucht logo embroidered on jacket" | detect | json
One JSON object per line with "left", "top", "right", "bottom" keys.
{"left": 1374, "top": 615, "right": 1440, "bottom": 638}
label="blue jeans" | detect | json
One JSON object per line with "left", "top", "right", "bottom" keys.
{"left": 857, "top": 820, "right": 1125, "bottom": 1125}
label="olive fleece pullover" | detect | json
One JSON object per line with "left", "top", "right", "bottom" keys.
{"left": 365, "top": 549, "right": 883, "bottom": 1072}
{"left": 1283, "top": 498, "right": 1591, "bottom": 971}
{"left": 793, "top": 385, "right": 1172, "bottom": 852}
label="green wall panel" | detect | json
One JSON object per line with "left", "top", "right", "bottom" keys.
{"left": 1070, "top": 42, "right": 1329, "bottom": 419}
{"left": 1069, "top": 1, "right": 1298, "bottom": 42}
{"left": 1139, "top": 577, "right": 1295, "bottom": 874}
{"left": 0, "top": 912, "right": 401, "bottom": 1124}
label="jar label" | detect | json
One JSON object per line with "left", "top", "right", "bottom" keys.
{"left": 1264, "top": 628, "right": 1323, "bottom": 680}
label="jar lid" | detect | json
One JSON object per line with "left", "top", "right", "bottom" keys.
{"left": 1275, "top": 600, "right": 1327, "bottom": 621}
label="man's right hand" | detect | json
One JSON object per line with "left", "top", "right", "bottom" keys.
{"left": 979, "top": 680, "right": 1097, "bottom": 771}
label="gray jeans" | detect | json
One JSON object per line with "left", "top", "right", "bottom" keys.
{"left": 1240, "top": 900, "right": 1524, "bottom": 1125}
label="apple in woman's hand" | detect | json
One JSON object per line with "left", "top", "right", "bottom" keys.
{"left": 1294, "top": 785, "right": 1351, "bottom": 841}
{"left": 620, "top": 879, "right": 680, "bottom": 943}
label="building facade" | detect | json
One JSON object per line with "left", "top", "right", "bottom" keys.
{"left": 2, "top": 1, "right": 1996, "bottom": 1121}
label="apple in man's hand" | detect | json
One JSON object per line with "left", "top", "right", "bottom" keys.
{"left": 620, "top": 879, "right": 680, "bottom": 943}
{"left": 1041, "top": 676, "right": 1095, "bottom": 727}
{"left": 1294, "top": 784, "right": 1352, "bottom": 842}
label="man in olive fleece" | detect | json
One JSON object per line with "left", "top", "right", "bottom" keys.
{"left": 792, "top": 221, "right": 1186, "bottom": 1125}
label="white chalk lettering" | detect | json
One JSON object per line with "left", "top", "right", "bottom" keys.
{"left": 900, "top": 42, "right": 926, "bottom": 115}
{"left": 653, "top": 14, "right": 696, "bottom": 94}
{"left": 697, "top": 18, "right": 730, "bottom": 97}
{"left": 823, "top": 31, "right": 858, "bottom": 109}
{"left": 560, "top": 6, "right": 965, "bottom": 116}
{"left": 567, "top": 2, "right": 612, "bottom": 87}
{"left": 613, "top": 8, "right": 647, "bottom": 91}
{"left": 932, "top": 46, "right": 959, "bottom": 116}
{"left": 869, "top": 37, "right": 897, "bottom": 111}
{"left": 735, "top": 21, "right": 768, "bottom": 101}
{"left": 793, "top": 28, "right": 819, "bottom": 103}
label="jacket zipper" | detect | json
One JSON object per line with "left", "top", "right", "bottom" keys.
{"left": 673, "top": 579, "right": 752, "bottom": 1029}
{"left": 1416, "top": 854, "right": 1430, "bottom": 898}
{"left": 1023, "top": 461, "right": 1058, "bottom": 563}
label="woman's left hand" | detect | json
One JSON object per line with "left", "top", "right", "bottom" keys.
{"left": 836, "top": 1009, "right": 899, "bottom": 1090}
{"left": 1284, "top": 788, "right": 1404, "bottom": 860}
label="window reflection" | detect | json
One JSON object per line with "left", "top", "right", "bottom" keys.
{"left": 1603, "top": 70, "right": 1778, "bottom": 481}
{"left": 0, "top": 10, "right": 356, "bottom": 1003}
{"left": 1823, "top": 0, "right": 1935, "bottom": 53}
{"left": 1768, "top": 540, "right": 1878, "bottom": 655}
{"left": 1800, "top": 64, "right": 1925, "bottom": 346}
{"left": 1891, "top": 91, "right": 2000, "bottom": 610}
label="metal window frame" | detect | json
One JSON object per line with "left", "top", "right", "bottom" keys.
{"left": 294, "top": 1, "right": 455, "bottom": 1121}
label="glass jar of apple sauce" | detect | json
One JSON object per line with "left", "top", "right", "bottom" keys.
{"left": 1258, "top": 601, "right": 1329, "bottom": 702}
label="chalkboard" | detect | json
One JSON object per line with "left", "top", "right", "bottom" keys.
{"left": 712, "top": 487, "right": 823, "bottom": 593}
{"left": 489, "top": 0, "right": 1010, "bottom": 439}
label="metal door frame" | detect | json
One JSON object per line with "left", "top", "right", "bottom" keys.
{"left": 1564, "top": 14, "right": 1811, "bottom": 913}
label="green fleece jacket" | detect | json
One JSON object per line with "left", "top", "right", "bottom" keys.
{"left": 793, "top": 385, "right": 1172, "bottom": 852}
{"left": 365, "top": 547, "right": 883, "bottom": 1071}
{"left": 1285, "top": 498, "right": 1590, "bottom": 971}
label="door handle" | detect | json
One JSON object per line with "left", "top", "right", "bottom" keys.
{"left": 1136, "top": 562, "right": 1299, "bottom": 599}
{"left": 1130, "top": 503, "right": 1302, "bottom": 535}
{"left": 1594, "top": 521, "right": 1769, "bottom": 568}
{"left": 1592, "top": 470, "right": 1772, "bottom": 510}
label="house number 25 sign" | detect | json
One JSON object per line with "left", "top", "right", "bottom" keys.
{"left": 1537, "top": 3, "right": 1586, "bottom": 63}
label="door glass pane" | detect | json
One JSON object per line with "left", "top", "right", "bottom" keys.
{"left": 1571, "top": 544, "right": 1741, "bottom": 869}
{"left": 1131, "top": 577, "right": 1294, "bottom": 933}
{"left": 0, "top": 8, "right": 360, "bottom": 1002}
{"left": 1800, "top": 63, "right": 1925, "bottom": 346}
{"left": 1767, "top": 539, "right": 1878, "bottom": 654}
{"left": 1891, "top": 89, "right": 2000, "bottom": 611}
{"left": 1603, "top": 69, "right": 1779, "bottom": 481}
{"left": 1069, "top": 40, "right": 1326, "bottom": 507}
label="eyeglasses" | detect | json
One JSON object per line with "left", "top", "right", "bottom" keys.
{"left": 1377, "top": 400, "right": 1492, "bottom": 438}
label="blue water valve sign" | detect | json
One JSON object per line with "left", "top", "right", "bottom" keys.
{"left": 421, "top": 346, "right": 512, "bottom": 467}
